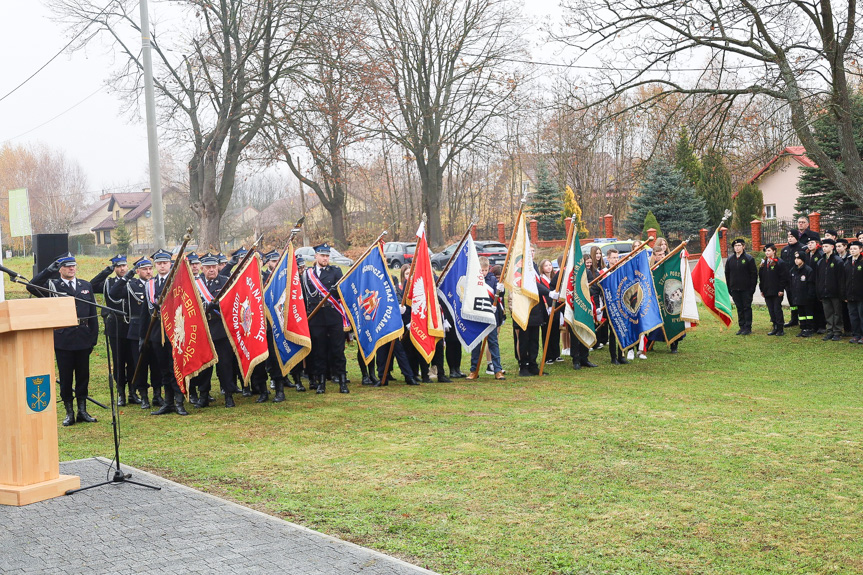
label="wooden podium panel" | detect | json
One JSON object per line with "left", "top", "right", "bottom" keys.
{"left": 0, "top": 299, "right": 81, "bottom": 505}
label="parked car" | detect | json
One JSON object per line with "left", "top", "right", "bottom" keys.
{"left": 383, "top": 241, "right": 432, "bottom": 269}
{"left": 580, "top": 238, "right": 634, "bottom": 263}
{"left": 430, "top": 240, "right": 508, "bottom": 271}
{"left": 430, "top": 243, "right": 458, "bottom": 270}
{"left": 295, "top": 245, "right": 354, "bottom": 267}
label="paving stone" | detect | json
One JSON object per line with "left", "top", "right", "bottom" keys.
{"left": 1, "top": 458, "right": 437, "bottom": 575}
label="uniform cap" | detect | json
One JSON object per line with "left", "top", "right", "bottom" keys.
{"left": 56, "top": 252, "right": 76, "bottom": 267}
{"left": 217, "top": 253, "right": 228, "bottom": 264}
{"left": 821, "top": 238, "right": 836, "bottom": 246}
{"left": 731, "top": 238, "right": 746, "bottom": 247}
{"left": 314, "top": 243, "right": 331, "bottom": 254}
{"left": 186, "top": 252, "right": 201, "bottom": 264}
{"left": 231, "top": 247, "right": 248, "bottom": 258}
{"left": 763, "top": 243, "right": 776, "bottom": 251}
{"left": 849, "top": 240, "right": 863, "bottom": 248}
{"left": 263, "top": 250, "right": 280, "bottom": 262}
{"left": 200, "top": 252, "right": 219, "bottom": 266}
{"left": 110, "top": 254, "right": 127, "bottom": 266}
{"left": 151, "top": 249, "right": 172, "bottom": 263}
{"left": 134, "top": 256, "right": 153, "bottom": 269}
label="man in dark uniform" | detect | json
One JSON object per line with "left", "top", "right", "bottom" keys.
{"left": 834, "top": 238, "right": 853, "bottom": 335}
{"left": 193, "top": 253, "right": 240, "bottom": 408}
{"left": 781, "top": 231, "right": 802, "bottom": 328}
{"left": 143, "top": 249, "right": 189, "bottom": 416}
{"left": 758, "top": 243, "right": 790, "bottom": 336}
{"left": 806, "top": 237, "right": 828, "bottom": 333}
{"left": 797, "top": 215, "right": 820, "bottom": 244}
{"left": 110, "top": 256, "right": 156, "bottom": 409}
{"left": 28, "top": 253, "right": 99, "bottom": 426}
{"left": 814, "top": 238, "right": 845, "bottom": 341}
{"left": 289, "top": 254, "right": 308, "bottom": 392}
{"left": 515, "top": 245, "right": 554, "bottom": 376}
{"left": 302, "top": 243, "right": 348, "bottom": 394}
{"left": 725, "top": 238, "right": 757, "bottom": 335}
{"left": 187, "top": 252, "right": 202, "bottom": 278}
{"left": 91, "top": 255, "right": 135, "bottom": 405}
{"left": 789, "top": 251, "right": 816, "bottom": 337}
{"left": 846, "top": 240, "right": 863, "bottom": 344}
{"left": 253, "top": 249, "right": 288, "bottom": 402}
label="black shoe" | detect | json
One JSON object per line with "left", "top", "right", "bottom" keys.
{"left": 617, "top": 356, "right": 629, "bottom": 364}
{"left": 175, "top": 399, "right": 189, "bottom": 416}
{"left": 528, "top": 365, "right": 540, "bottom": 376}
{"left": 518, "top": 367, "right": 532, "bottom": 377}
{"left": 449, "top": 370, "right": 466, "bottom": 379}
{"left": 571, "top": 362, "right": 581, "bottom": 370}
{"left": 801, "top": 330, "right": 814, "bottom": 338}
{"left": 822, "top": 334, "right": 832, "bottom": 341}
{"left": 767, "top": 328, "right": 778, "bottom": 336}
{"left": 128, "top": 391, "right": 142, "bottom": 405}
{"left": 831, "top": 335, "right": 842, "bottom": 341}
{"left": 740, "top": 328, "right": 751, "bottom": 335}
{"left": 256, "top": 391, "right": 270, "bottom": 403}
{"left": 189, "top": 392, "right": 199, "bottom": 405}
{"left": 437, "top": 374, "right": 452, "bottom": 383}
{"left": 670, "top": 341, "right": 679, "bottom": 353}
{"left": 796, "top": 330, "right": 806, "bottom": 337}
{"left": 242, "top": 386, "right": 252, "bottom": 397}
{"left": 273, "top": 380, "right": 286, "bottom": 402}
{"left": 151, "top": 402, "right": 175, "bottom": 415}
{"left": 225, "top": 393, "right": 236, "bottom": 408}
{"left": 775, "top": 330, "right": 784, "bottom": 337}
{"left": 784, "top": 321, "right": 798, "bottom": 328}
{"left": 610, "top": 357, "right": 620, "bottom": 365}
{"left": 151, "top": 393, "right": 165, "bottom": 407}
{"left": 316, "top": 380, "right": 326, "bottom": 394}
{"left": 421, "top": 376, "right": 433, "bottom": 383}
{"left": 62, "top": 401, "right": 75, "bottom": 427}
{"left": 581, "top": 360, "right": 598, "bottom": 368}
{"left": 308, "top": 379, "right": 319, "bottom": 391}
{"left": 816, "top": 328, "right": 826, "bottom": 334}
{"left": 361, "top": 375, "right": 374, "bottom": 386}
{"left": 76, "top": 399, "right": 97, "bottom": 423}
{"left": 295, "top": 378, "right": 307, "bottom": 392}
{"left": 735, "top": 329, "right": 744, "bottom": 335}
{"left": 339, "top": 380, "right": 350, "bottom": 394}
{"left": 117, "top": 391, "right": 127, "bottom": 407}
{"left": 373, "top": 376, "right": 388, "bottom": 387}
{"left": 140, "top": 393, "right": 151, "bottom": 410}
{"left": 405, "top": 376, "right": 420, "bottom": 385}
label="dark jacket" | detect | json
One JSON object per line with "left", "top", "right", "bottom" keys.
{"left": 527, "top": 265, "right": 551, "bottom": 327}
{"left": 28, "top": 269, "right": 99, "bottom": 350}
{"left": 485, "top": 271, "right": 505, "bottom": 326}
{"left": 758, "top": 258, "right": 790, "bottom": 297}
{"left": 139, "top": 274, "right": 172, "bottom": 345}
{"left": 201, "top": 274, "right": 229, "bottom": 340}
{"left": 725, "top": 252, "right": 758, "bottom": 292}
{"left": 302, "top": 265, "right": 344, "bottom": 326}
{"left": 814, "top": 252, "right": 845, "bottom": 299}
{"left": 789, "top": 263, "right": 816, "bottom": 306}
{"left": 845, "top": 256, "right": 863, "bottom": 302}
{"left": 110, "top": 275, "right": 147, "bottom": 340}
{"left": 780, "top": 243, "right": 800, "bottom": 267}
{"left": 91, "top": 267, "right": 129, "bottom": 338}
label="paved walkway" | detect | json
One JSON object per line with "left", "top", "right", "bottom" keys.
{"left": 1, "top": 458, "right": 437, "bottom": 575}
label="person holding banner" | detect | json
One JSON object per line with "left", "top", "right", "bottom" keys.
{"left": 467, "top": 257, "right": 505, "bottom": 380}
{"left": 303, "top": 243, "right": 349, "bottom": 394}
{"left": 602, "top": 249, "right": 628, "bottom": 365}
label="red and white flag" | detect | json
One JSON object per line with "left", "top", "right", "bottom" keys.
{"left": 407, "top": 221, "right": 444, "bottom": 362}
{"left": 161, "top": 259, "right": 217, "bottom": 394}
{"left": 219, "top": 255, "right": 270, "bottom": 384}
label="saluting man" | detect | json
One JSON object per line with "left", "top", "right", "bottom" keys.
{"left": 302, "top": 243, "right": 349, "bottom": 394}
{"left": 91, "top": 255, "right": 135, "bottom": 405}
{"left": 28, "top": 253, "right": 99, "bottom": 427}
{"left": 725, "top": 238, "right": 758, "bottom": 335}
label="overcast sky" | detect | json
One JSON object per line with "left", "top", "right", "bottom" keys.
{"left": 0, "top": 0, "right": 563, "bottom": 199}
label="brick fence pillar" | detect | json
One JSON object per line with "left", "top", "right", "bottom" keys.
{"left": 646, "top": 229, "right": 657, "bottom": 247}
{"left": 470, "top": 223, "right": 477, "bottom": 240}
{"left": 699, "top": 228, "right": 708, "bottom": 253}
{"left": 497, "top": 222, "right": 506, "bottom": 244}
{"left": 603, "top": 214, "right": 614, "bottom": 238}
{"left": 750, "top": 220, "right": 762, "bottom": 252}
{"left": 529, "top": 219, "right": 539, "bottom": 242}
{"left": 809, "top": 211, "right": 821, "bottom": 234}
{"left": 719, "top": 227, "right": 728, "bottom": 256}
{"left": 564, "top": 217, "right": 572, "bottom": 240}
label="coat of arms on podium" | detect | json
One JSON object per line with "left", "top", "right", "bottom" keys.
{"left": 26, "top": 375, "right": 51, "bottom": 413}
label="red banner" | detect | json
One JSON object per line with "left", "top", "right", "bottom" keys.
{"left": 219, "top": 255, "right": 270, "bottom": 384}
{"left": 407, "top": 222, "right": 444, "bottom": 362}
{"left": 161, "top": 259, "right": 217, "bottom": 394}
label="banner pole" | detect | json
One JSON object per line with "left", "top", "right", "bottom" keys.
{"left": 435, "top": 221, "right": 476, "bottom": 288}
{"left": 539, "top": 217, "right": 577, "bottom": 375}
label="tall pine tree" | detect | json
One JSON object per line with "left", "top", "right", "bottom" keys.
{"left": 673, "top": 127, "right": 701, "bottom": 187}
{"left": 530, "top": 162, "right": 564, "bottom": 240}
{"left": 796, "top": 92, "right": 863, "bottom": 227}
{"left": 624, "top": 159, "right": 708, "bottom": 240}
{"left": 697, "top": 149, "right": 733, "bottom": 229}
{"left": 642, "top": 211, "right": 663, "bottom": 240}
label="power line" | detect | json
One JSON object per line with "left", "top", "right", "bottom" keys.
{"left": 1, "top": 85, "right": 106, "bottom": 145}
{"left": 0, "top": 0, "right": 118, "bottom": 104}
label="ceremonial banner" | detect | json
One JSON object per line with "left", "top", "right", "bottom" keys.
{"left": 681, "top": 250, "right": 700, "bottom": 328}
{"left": 161, "top": 259, "right": 217, "bottom": 394}
{"left": 264, "top": 243, "right": 311, "bottom": 375}
{"left": 650, "top": 248, "right": 687, "bottom": 344}
{"left": 598, "top": 250, "right": 663, "bottom": 351}
{"left": 562, "top": 233, "right": 596, "bottom": 348}
{"left": 8, "top": 188, "right": 32, "bottom": 237}
{"left": 692, "top": 229, "right": 733, "bottom": 326}
{"left": 437, "top": 236, "right": 496, "bottom": 351}
{"left": 503, "top": 211, "right": 539, "bottom": 330}
{"left": 219, "top": 255, "right": 269, "bottom": 384}
{"left": 407, "top": 222, "right": 444, "bottom": 362}
{"left": 336, "top": 244, "right": 403, "bottom": 364}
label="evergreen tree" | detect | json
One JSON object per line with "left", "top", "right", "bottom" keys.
{"left": 696, "top": 148, "right": 733, "bottom": 228}
{"left": 642, "top": 211, "right": 663, "bottom": 240}
{"left": 530, "top": 161, "right": 564, "bottom": 240}
{"left": 562, "top": 185, "right": 589, "bottom": 238}
{"left": 114, "top": 217, "right": 132, "bottom": 254}
{"left": 796, "top": 92, "right": 863, "bottom": 227}
{"left": 734, "top": 183, "right": 764, "bottom": 229}
{"left": 624, "top": 159, "right": 708, "bottom": 240}
{"left": 673, "top": 127, "right": 701, "bottom": 187}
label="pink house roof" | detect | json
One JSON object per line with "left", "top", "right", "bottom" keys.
{"left": 747, "top": 146, "right": 817, "bottom": 185}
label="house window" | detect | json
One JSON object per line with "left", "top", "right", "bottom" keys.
{"left": 104, "top": 230, "right": 111, "bottom": 244}
{"left": 765, "top": 204, "right": 777, "bottom": 220}
{"left": 116, "top": 210, "right": 120, "bottom": 219}
{"left": 521, "top": 182, "right": 529, "bottom": 194}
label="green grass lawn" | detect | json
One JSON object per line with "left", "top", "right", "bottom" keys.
{"left": 5, "top": 256, "right": 863, "bottom": 574}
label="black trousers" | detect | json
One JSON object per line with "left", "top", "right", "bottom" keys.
{"left": 408, "top": 338, "right": 444, "bottom": 379}
{"left": 377, "top": 339, "right": 414, "bottom": 380}
{"left": 309, "top": 322, "right": 346, "bottom": 377}
{"left": 764, "top": 295, "right": 784, "bottom": 328}
{"left": 568, "top": 327, "right": 589, "bottom": 366}
{"left": 794, "top": 301, "right": 814, "bottom": 331}
{"left": 130, "top": 341, "right": 157, "bottom": 393}
{"left": 813, "top": 299, "right": 826, "bottom": 329}
{"left": 541, "top": 310, "right": 561, "bottom": 361}
{"left": 515, "top": 326, "right": 540, "bottom": 368}
{"left": 444, "top": 328, "right": 462, "bottom": 372}
{"left": 608, "top": 330, "right": 623, "bottom": 361}
{"left": 150, "top": 339, "right": 181, "bottom": 402}
{"left": 55, "top": 348, "right": 92, "bottom": 403}
{"left": 730, "top": 290, "right": 753, "bottom": 330}
{"left": 106, "top": 330, "right": 133, "bottom": 390}
{"left": 265, "top": 329, "right": 287, "bottom": 383}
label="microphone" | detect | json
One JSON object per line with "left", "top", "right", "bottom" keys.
{"left": 0, "top": 264, "right": 21, "bottom": 280}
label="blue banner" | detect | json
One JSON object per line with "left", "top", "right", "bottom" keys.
{"left": 437, "top": 239, "right": 496, "bottom": 351}
{"left": 263, "top": 246, "right": 310, "bottom": 375}
{"left": 599, "top": 250, "right": 663, "bottom": 351}
{"left": 336, "top": 245, "right": 404, "bottom": 364}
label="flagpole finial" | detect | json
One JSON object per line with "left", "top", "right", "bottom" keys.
{"left": 183, "top": 226, "right": 193, "bottom": 241}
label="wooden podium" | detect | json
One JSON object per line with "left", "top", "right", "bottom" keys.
{"left": 0, "top": 298, "right": 81, "bottom": 505}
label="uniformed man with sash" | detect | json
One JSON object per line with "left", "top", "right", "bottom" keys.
{"left": 302, "top": 243, "right": 349, "bottom": 394}
{"left": 91, "top": 255, "right": 135, "bottom": 405}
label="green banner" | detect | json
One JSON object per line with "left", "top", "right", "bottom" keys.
{"left": 8, "top": 188, "right": 32, "bottom": 237}
{"left": 651, "top": 249, "right": 686, "bottom": 344}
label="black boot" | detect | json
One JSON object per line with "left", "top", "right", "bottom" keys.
{"left": 339, "top": 374, "right": 349, "bottom": 394}
{"left": 128, "top": 389, "right": 142, "bottom": 404}
{"left": 242, "top": 385, "right": 252, "bottom": 397}
{"left": 581, "top": 360, "right": 598, "bottom": 368}
{"left": 273, "top": 379, "right": 286, "bottom": 402}
{"left": 62, "top": 400, "right": 75, "bottom": 427}
{"left": 151, "top": 399, "right": 175, "bottom": 415}
{"left": 76, "top": 398, "right": 97, "bottom": 423}
{"left": 767, "top": 325, "right": 778, "bottom": 336}
{"left": 256, "top": 388, "right": 270, "bottom": 403}
{"left": 294, "top": 374, "right": 306, "bottom": 392}
{"left": 572, "top": 361, "right": 582, "bottom": 370}
{"left": 616, "top": 354, "right": 629, "bottom": 365}
{"left": 361, "top": 375, "right": 374, "bottom": 386}
{"left": 405, "top": 375, "right": 420, "bottom": 385}
{"left": 189, "top": 389, "right": 199, "bottom": 406}
{"left": 151, "top": 389, "right": 165, "bottom": 407}
{"left": 225, "top": 393, "right": 236, "bottom": 408}
{"left": 669, "top": 341, "right": 679, "bottom": 354}
{"left": 316, "top": 375, "right": 326, "bottom": 394}
{"left": 174, "top": 396, "right": 189, "bottom": 416}
{"left": 195, "top": 391, "right": 210, "bottom": 408}
{"left": 139, "top": 390, "right": 150, "bottom": 410}
{"left": 117, "top": 383, "right": 127, "bottom": 407}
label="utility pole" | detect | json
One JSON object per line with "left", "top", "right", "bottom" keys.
{"left": 140, "top": 0, "right": 165, "bottom": 249}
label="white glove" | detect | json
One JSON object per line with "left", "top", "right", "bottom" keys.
{"left": 549, "top": 290, "right": 560, "bottom": 300}
{"left": 399, "top": 305, "right": 406, "bottom": 315}
{"left": 443, "top": 319, "right": 452, "bottom": 331}
{"left": 496, "top": 283, "right": 505, "bottom": 293}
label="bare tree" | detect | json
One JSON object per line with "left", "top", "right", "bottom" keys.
{"left": 51, "top": 0, "right": 319, "bottom": 248}
{"left": 368, "top": 0, "right": 522, "bottom": 245}
{"left": 557, "top": 0, "right": 863, "bottom": 208}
